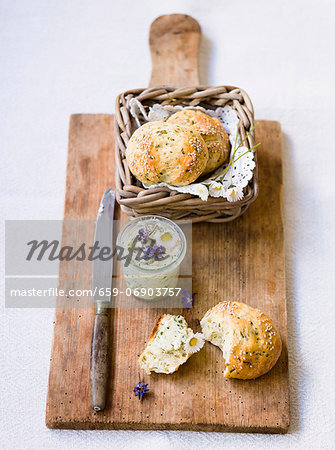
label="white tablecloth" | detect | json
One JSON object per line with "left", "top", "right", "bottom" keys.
{"left": 1, "top": 0, "right": 335, "bottom": 448}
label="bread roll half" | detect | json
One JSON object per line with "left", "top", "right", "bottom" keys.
{"left": 201, "top": 301, "right": 282, "bottom": 379}
{"left": 138, "top": 314, "right": 205, "bottom": 374}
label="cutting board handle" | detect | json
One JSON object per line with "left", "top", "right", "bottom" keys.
{"left": 149, "top": 14, "right": 201, "bottom": 87}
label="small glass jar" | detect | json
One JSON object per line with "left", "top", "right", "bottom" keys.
{"left": 116, "top": 215, "right": 186, "bottom": 300}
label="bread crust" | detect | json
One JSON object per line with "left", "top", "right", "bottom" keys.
{"left": 167, "top": 109, "right": 230, "bottom": 174}
{"left": 201, "top": 301, "right": 282, "bottom": 379}
{"left": 147, "top": 314, "right": 166, "bottom": 344}
{"left": 125, "top": 121, "right": 209, "bottom": 186}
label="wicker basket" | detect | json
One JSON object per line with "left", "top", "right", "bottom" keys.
{"left": 114, "top": 85, "right": 258, "bottom": 223}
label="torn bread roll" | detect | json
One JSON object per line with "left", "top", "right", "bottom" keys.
{"left": 200, "top": 301, "right": 282, "bottom": 379}
{"left": 138, "top": 314, "right": 205, "bottom": 374}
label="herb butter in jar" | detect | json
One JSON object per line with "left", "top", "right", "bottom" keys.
{"left": 116, "top": 216, "right": 186, "bottom": 300}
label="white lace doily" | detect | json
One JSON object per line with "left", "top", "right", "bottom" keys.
{"left": 127, "top": 99, "right": 255, "bottom": 201}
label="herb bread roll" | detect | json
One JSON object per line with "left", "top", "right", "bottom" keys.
{"left": 138, "top": 314, "right": 204, "bottom": 374}
{"left": 167, "top": 109, "right": 230, "bottom": 175}
{"left": 125, "top": 121, "right": 209, "bottom": 186}
{"left": 200, "top": 301, "right": 282, "bottom": 379}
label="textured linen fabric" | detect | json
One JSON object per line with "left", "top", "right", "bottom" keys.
{"left": 1, "top": 0, "right": 335, "bottom": 448}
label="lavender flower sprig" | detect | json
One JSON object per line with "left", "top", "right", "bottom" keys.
{"left": 133, "top": 381, "right": 149, "bottom": 400}
{"left": 181, "top": 289, "right": 196, "bottom": 309}
{"left": 136, "top": 228, "right": 150, "bottom": 242}
{"left": 143, "top": 244, "right": 166, "bottom": 261}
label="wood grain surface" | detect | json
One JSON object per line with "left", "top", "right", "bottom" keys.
{"left": 46, "top": 117, "right": 289, "bottom": 432}
{"left": 149, "top": 14, "right": 201, "bottom": 86}
{"left": 46, "top": 14, "right": 289, "bottom": 433}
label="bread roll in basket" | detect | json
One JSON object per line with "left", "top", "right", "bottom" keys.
{"left": 115, "top": 86, "right": 258, "bottom": 223}
{"left": 114, "top": 16, "right": 258, "bottom": 223}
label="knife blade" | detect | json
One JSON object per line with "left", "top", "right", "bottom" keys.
{"left": 90, "top": 188, "right": 115, "bottom": 412}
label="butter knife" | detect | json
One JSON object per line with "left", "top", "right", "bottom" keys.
{"left": 90, "top": 188, "right": 115, "bottom": 411}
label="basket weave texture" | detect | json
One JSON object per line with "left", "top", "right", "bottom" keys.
{"left": 115, "top": 85, "right": 258, "bottom": 223}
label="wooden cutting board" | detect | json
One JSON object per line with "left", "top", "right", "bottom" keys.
{"left": 46, "top": 14, "right": 289, "bottom": 433}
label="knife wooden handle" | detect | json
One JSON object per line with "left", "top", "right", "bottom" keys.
{"left": 90, "top": 313, "right": 110, "bottom": 411}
